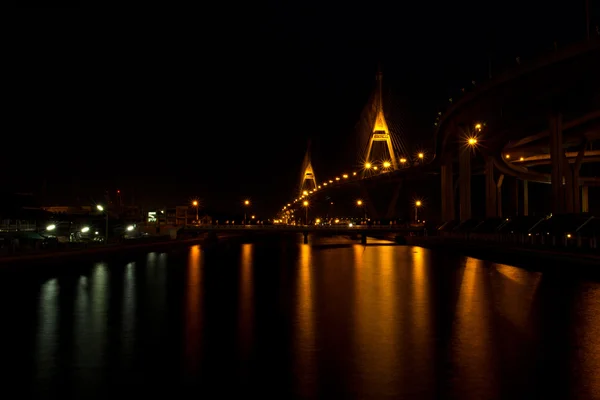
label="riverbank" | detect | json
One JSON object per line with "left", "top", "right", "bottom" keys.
{"left": 0, "top": 233, "right": 242, "bottom": 268}
{"left": 405, "top": 236, "right": 600, "bottom": 278}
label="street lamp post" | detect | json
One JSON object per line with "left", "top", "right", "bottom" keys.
{"left": 415, "top": 200, "right": 422, "bottom": 222}
{"left": 303, "top": 200, "right": 309, "bottom": 225}
{"left": 192, "top": 200, "right": 199, "bottom": 222}
{"left": 243, "top": 200, "right": 250, "bottom": 225}
{"left": 357, "top": 199, "right": 366, "bottom": 220}
{"left": 97, "top": 205, "right": 108, "bottom": 244}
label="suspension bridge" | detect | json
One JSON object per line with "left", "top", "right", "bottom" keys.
{"left": 280, "top": 38, "right": 600, "bottom": 227}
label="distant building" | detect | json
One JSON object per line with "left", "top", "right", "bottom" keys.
{"left": 146, "top": 206, "right": 204, "bottom": 226}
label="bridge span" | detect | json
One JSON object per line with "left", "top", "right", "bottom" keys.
{"left": 182, "top": 224, "right": 424, "bottom": 244}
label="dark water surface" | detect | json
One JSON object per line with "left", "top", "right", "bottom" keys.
{"left": 1, "top": 236, "right": 599, "bottom": 399}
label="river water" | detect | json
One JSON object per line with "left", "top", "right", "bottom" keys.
{"left": 1, "top": 236, "right": 599, "bottom": 399}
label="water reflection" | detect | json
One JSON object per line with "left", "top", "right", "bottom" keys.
{"left": 353, "top": 244, "right": 401, "bottom": 397}
{"left": 409, "top": 247, "right": 435, "bottom": 388}
{"left": 72, "top": 263, "right": 109, "bottom": 393}
{"left": 35, "top": 279, "right": 59, "bottom": 383}
{"left": 450, "top": 257, "right": 498, "bottom": 399}
{"left": 294, "top": 243, "right": 316, "bottom": 397}
{"left": 238, "top": 244, "right": 254, "bottom": 359}
{"left": 185, "top": 245, "right": 203, "bottom": 373}
{"left": 493, "top": 263, "right": 541, "bottom": 336}
{"left": 573, "top": 283, "right": 600, "bottom": 398}
{"left": 5, "top": 240, "right": 600, "bottom": 399}
{"left": 121, "top": 262, "right": 136, "bottom": 367}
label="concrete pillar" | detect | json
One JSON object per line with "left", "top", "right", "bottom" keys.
{"left": 523, "top": 180, "right": 529, "bottom": 216}
{"left": 549, "top": 113, "right": 564, "bottom": 214}
{"left": 564, "top": 162, "right": 575, "bottom": 213}
{"left": 497, "top": 174, "right": 504, "bottom": 217}
{"left": 303, "top": 232, "right": 309, "bottom": 244}
{"left": 441, "top": 157, "right": 455, "bottom": 221}
{"left": 459, "top": 149, "right": 472, "bottom": 220}
{"left": 485, "top": 157, "right": 497, "bottom": 218}
{"left": 582, "top": 186, "right": 589, "bottom": 213}
{"left": 513, "top": 178, "right": 519, "bottom": 216}
{"left": 570, "top": 145, "right": 586, "bottom": 213}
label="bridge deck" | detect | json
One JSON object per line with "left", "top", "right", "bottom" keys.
{"left": 182, "top": 225, "right": 423, "bottom": 233}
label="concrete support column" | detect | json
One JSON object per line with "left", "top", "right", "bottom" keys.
{"left": 485, "top": 157, "right": 497, "bottom": 218}
{"left": 497, "top": 175, "right": 504, "bottom": 217}
{"left": 523, "top": 180, "right": 529, "bottom": 216}
{"left": 459, "top": 149, "right": 472, "bottom": 220}
{"left": 441, "top": 157, "right": 455, "bottom": 221}
{"left": 582, "top": 186, "right": 589, "bottom": 213}
{"left": 549, "top": 113, "right": 564, "bottom": 214}
{"left": 570, "top": 144, "right": 586, "bottom": 213}
{"left": 513, "top": 178, "right": 519, "bottom": 216}
{"left": 564, "top": 162, "right": 575, "bottom": 213}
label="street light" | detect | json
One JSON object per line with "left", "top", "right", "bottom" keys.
{"left": 303, "top": 200, "right": 309, "bottom": 225}
{"left": 243, "top": 200, "right": 250, "bottom": 224}
{"left": 97, "top": 204, "right": 108, "bottom": 244}
{"left": 357, "top": 199, "right": 366, "bottom": 220}
{"left": 415, "top": 200, "right": 422, "bottom": 222}
{"left": 365, "top": 162, "right": 372, "bottom": 169}
{"left": 192, "top": 200, "right": 199, "bottom": 222}
{"left": 383, "top": 161, "right": 391, "bottom": 168}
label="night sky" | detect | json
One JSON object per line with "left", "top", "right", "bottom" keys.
{"left": 9, "top": 2, "right": 599, "bottom": 216}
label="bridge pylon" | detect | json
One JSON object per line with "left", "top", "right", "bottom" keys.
{"left": 299, "top": 142, "right": 317, "bottom": 196}
{"left": 363, "top": 67, "right": 398, "bottom": 172}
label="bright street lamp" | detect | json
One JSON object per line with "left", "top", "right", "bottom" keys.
{"left": 97, "top": 205, "right": 108, "bottom": 244}
{"left": 192, "top": 200, "right": 199, "bottom": 222}
{"left": 243, "top": 200, "right": 250, "bottom": 224}
{"left": 303, "top": 200, "right": 309, "bottom": 225}
{"left": 415, "top": 200, "right": 422, "bottom": 222}
{"left": 357, "top": 199, "right": 366, "bottom": 219}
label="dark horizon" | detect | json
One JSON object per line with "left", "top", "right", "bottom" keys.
{"left": 7, "top": 2, "right": 599, "bottom": 216}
